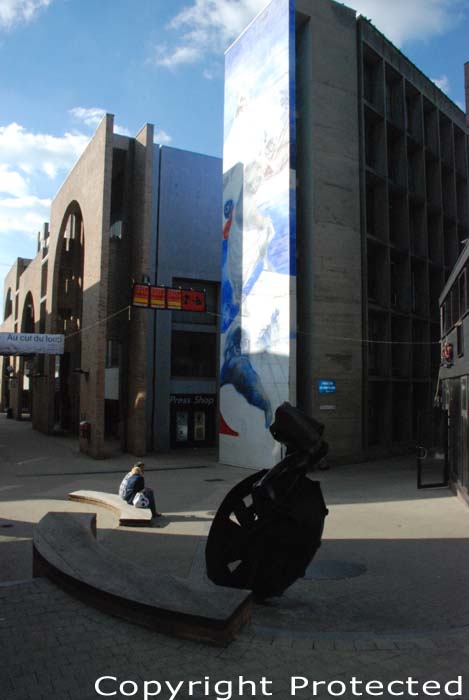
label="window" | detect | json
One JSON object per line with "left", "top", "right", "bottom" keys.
{"left": 457, "top": 323, "right": 464, "bottom": 357}
{"left": 171, "top": 331, "right": 217, "bottom": 378}
{"left": 459, "top": 270, "right": 467, "bottom": 318}
{"left": 440, "top": 305, "right": 445, "bottom": 338}
{"left": 450, "top": 287, "right": 459, "bottom": 327}
{"left": 441, "top": 298, "right": 451, "bottom": 335}
{"left": 4, "top": 288, "right": 12, "bottom": 319}
{"left": 466, "top": 263, "right": 469, "bottom": 310}
{"left": 110, "top": 221, "right": 122, "bottom": 240}
{"left": 106, "top": 340, "right": 121, "bottom": 368}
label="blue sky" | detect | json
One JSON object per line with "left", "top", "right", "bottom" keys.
{"left": 0, "top": 0, "right": 468, "bottom": 271}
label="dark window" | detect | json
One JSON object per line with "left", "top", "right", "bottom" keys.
{"left": 106, "top": 340, "right": 121, "bottom": 368}
{"left": 459, "top": 271, "right": 467, "bottom": 318}
{"left": 450, "top": 287, "right": 459, "bottom": 327}
{"left": 171, "top": 331, "right": 217, "bottom": 378}
{"left": 4, "top": 289, "right": 12, "bottom": 319}
{"left": 442, "top": 298, "right": 451, "bottom": 334}
{"left": 457, "top": 324, "right": 464, "bottom": 357}
{"left": 466, "top": 262, "right": 469, "bottom": 310}
{"left": 36, "top": 355, "right": 45, "bottom": 376}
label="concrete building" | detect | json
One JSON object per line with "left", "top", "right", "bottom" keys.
{"left": 1, "top": 116, "right": 221, "bottom": 458}
{"left": 219, "top": 0, "right": 469, "bottom": 468}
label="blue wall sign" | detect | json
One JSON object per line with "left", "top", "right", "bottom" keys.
{"left": 318, "top": 380, "right": 336, "bottom": 394}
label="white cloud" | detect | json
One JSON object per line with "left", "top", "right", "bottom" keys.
{"left": 152, "top": 0, "right": 267, "bottom": 69}
{"left": 0, "top": 121, "right": 89, "bottom": 239}
{"left": 353, "top": 0, "right": 467, "bottom": 47}
{"left": 154, "top": 0, "right": 467, "bottom": 69}
{"left": 432, "top": 74, "right": 450, "bottom": 94}
{"left": 0, "top": 195, "right": 51, "bottom": 235}
{"left": 0, "top": 0, "right": 52, "bottom": 30}
{"left": 0, "top": 164, "right": 28, "bottom": 197}
{"left": 69, "top": 107, "right": 106, "bottom": 129}
{"left": 154, "top": 129, "right": 172, "bottom": 145}
{"left": 0, "top": 122, "right": 89, "bottom": 180}
{"left": 70, "top": 106, "right": 172, "bottom": 144}
{"left": 153, "top": 44, "right": 203, "bottom": 68}
{"left": 69, "top": 107, "right": 132, "bottom": 136}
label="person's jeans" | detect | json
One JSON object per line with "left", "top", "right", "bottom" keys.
{"left": 141, "top": 488, "right": 157, "bottom": 517}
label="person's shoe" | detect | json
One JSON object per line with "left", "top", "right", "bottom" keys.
{"left": 153, "top": 512, "right": 163, "bottom": 518}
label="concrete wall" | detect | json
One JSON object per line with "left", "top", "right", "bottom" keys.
{"left": 362, "top": 20, "right": 466, "bottom": 126}
{"left": 152, "top": 146, "right": 222, "bottom": 451}
{"left": 296, "top": 0, "right": 363, "bottom": 459}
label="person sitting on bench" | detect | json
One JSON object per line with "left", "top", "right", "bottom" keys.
{"left": 119, "top": 462, "right": 161, "bottom": 518}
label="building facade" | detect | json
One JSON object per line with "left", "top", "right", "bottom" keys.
{"left": 219, "top": 0, "right": 469, "bottom": 468}
{"left": 438, "top": 242, "right": 469, "bottom": 501}
{"left": 0, "top": 116, "right": 221, "bottom": 458}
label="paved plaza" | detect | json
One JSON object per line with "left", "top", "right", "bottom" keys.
{"left": 1, "top": 417, "right": 469, "bottom": 699}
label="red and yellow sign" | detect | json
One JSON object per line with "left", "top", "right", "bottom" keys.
{"left": 181, "top": 290, "right": 206, "bottom": 312}
{"left": 132, "top": 284, "right": 206, "bottom": 312}
{"left": 167, "top": 288, "right": 182, "bottom": 310}
{"left": 150, "top": 286, "right": 166, "bottom": 309}
{"left": 132, "top": 284, "right": 150, "bottom": 307}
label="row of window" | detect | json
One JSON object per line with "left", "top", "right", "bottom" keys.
{"left": 106, "top": 329, "right": 217, "bottom": 379}
{"left": 171, "top": 278, "right": 218, "bottom": 379}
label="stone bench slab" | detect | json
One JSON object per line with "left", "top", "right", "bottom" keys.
{"left": 33, "top": 512, "right": 252, "bottom": 645}
{"left": 68, "top": 490, "right": 152, "bottom": 525}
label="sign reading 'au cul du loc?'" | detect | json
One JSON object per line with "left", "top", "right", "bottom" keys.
{"left": 0, "top": 333, "right": 65, "bottom": 355}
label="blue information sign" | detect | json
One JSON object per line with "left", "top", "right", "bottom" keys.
{"left": 318, "top": 379, "right": 336, "bottom": 394}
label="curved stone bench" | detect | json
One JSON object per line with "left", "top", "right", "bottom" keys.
{"left": 33, "top": 512, "right": 252, "bottom": 645}
{"left": 68, "top": 490, "right": 152, "bottom": 526}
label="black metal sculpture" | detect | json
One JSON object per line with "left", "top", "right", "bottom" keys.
{"left": 205, "top": 402, "right": 329, "bottom": 599}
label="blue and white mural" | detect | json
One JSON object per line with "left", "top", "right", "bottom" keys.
{"left": 220, "top": 0, "right": 296, "bottom": 468}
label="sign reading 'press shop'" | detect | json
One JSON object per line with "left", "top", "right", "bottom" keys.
{"left": 0, "top": 333, "right": 65, "bottom": 355}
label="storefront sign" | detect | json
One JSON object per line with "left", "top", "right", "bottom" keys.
{"left": 0, "top": 332, "right": 64, "bottom": 355}
{"left": 132, "top": 284, "right": 150, "bottom": 307}
{"left": 167, "top": 288, "right": 182, "bottom": 310}
{"left": 170, "top": 394, "right": 216, "bottom": 407}
{"left": 150, "top": 286, "right": 166, "bottom": 309}
{"left": 133, "top": 284, "right": 206, "bottom": 312}
{"left": 181, "top": 289, "right": 206, "bottom": 312}
{"left": 318, "top": 379, "right": 336, "bottom": 394}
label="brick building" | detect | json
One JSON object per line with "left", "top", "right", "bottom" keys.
{"left": 1, "top": 116, "right": 221, "bottom": 458}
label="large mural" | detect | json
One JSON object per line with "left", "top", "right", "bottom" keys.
{"left": 220, "top": 0, "right": 296, "bottom": 468}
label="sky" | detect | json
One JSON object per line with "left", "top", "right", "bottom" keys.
{"left": 0, "top": 0, "right": 468, "bottom": 271}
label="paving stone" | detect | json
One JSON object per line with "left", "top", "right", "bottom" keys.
{"left": 1, "top": 422, "right": 469, "bottom": 697}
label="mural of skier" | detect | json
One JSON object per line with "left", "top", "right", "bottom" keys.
{"left": 220, "top": 0, "right": 296, "bottom": 468}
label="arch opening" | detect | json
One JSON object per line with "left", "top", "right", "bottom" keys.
{"left": 54, "top": 205, "right": 84, "bottom": 433}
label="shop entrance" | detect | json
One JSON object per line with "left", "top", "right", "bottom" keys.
{"left": 170, "top": 394, "right": 216, "bottom": 447}
{"left": 417, "top": 406, "right": 449, "bottom": 488}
